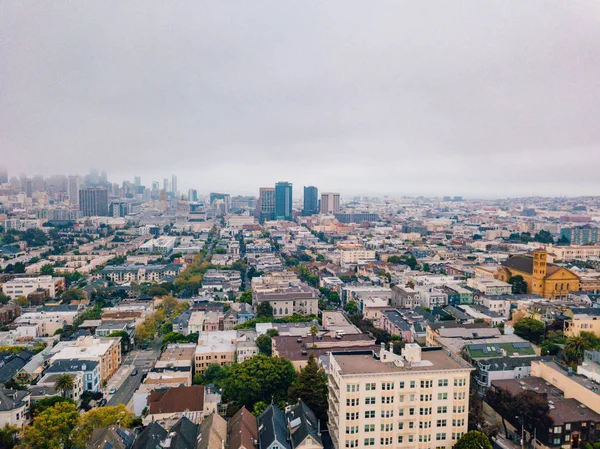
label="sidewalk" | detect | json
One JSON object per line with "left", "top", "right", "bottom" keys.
{"left": 105, "top": 364, "right": 134, "bottom": 399}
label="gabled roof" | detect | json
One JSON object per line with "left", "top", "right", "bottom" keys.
{"left": 501, "top": 255, "right": 575, "bottom": 279}
{"left": 166, "top": 416, "right": 198, "bottom": 449}
{"left": 228, "top": 406, "right": 258, "bottom": 449}
{"left": 258, "top": 405, "right": 290, "bottom": 449}
{"left": 131, "top": 422, "right": 168, "bottom": 449}
{"left": 197, "top": 413, "right": 227, "bottom": 449}
{"left": 0, "top": 388, "right": 30, "bottom": 412}
{"left": 147, "top": 385, "right": 204, "bottom": 416}
{"left": 285, "top": 400, "right": 323, "bottom": 449}
{"left": 87, "top": 426, "right": 135, "bottom": 449}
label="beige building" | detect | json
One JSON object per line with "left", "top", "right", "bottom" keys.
{"left": 320, "top": 192, "right": 341, "bottom": 214}
{"left": 546, "top": 244, "right": 600, "bottom": 262}
{"left": 338, "top": 243, "right": 376, "bottom": 265}
{"left": 50, "top": 336, "right": 121, "bottom": 383}
{"left": 564, "top": 312, "right": 600, "bottom": 338}
{"left": 328, "top": 344, "right": 473, "bottom": 449}
{"left": 1, "top": 275, "right": 66, "bottom": 299}
{"left": 195, "top": 331, "right": 236, "bottom": 374}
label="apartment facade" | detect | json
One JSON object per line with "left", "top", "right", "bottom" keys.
{"left": 328, "top": 345, "right": 473, "bottom": 449}
{"left": 1, "top": 275, "right": 66, "bottom": 299}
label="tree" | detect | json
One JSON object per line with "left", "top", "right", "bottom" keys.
{"left": 194, "top": 363, "right": 230, "bottom": 388}
{"left": 423, "top": 263, "right": 431, "bottom": 272}
{"left": 256, "top": 334, "right": 273, "bottom": 356}
{"left": 513, "top": 390, "right": 553, "bottom": 445}
{"left": 30, "top": 396, "right": 75, "bottom": 418}
{"left": 557, "top": 235, "right": 570, "bottom": 246}
{"left": 14, "top": 296, "right": 29, "bottom": 307}
{"left": 0, "top": 292, "right": 10, "bottom": 305}
{"left": 71, "top": 404, "right": 134, "bottom": 448}
{"left": 20, "top": 401, "right": 79, "bottom": 449}
{"left": 484, "top": 387, "right": 513, "bottom": 437}
{"left": 0, "top": 424, "right": 18, "bottom": 449}
{"left": 222, "top": 354, "right": 297, "bottom": 410}
{"left": 310, "top": 325, "right": 319, "bottom": 346}
{"left": 565, "top": 335, "right": 589, "bottom": 364}
{"left": 508, "top": 275, "right": 528, "bottom": 294}
{"left": 454, "top": 430, "right": 492, "bottom": 449}
{"left": 40, "top": 264, "right": 54, "bottom": 276}
{"left": 534, "top": 230, "right": 554, "bottom": 244}
{"left": 344, "top": 300, "right": 359, "bottom": 315}
{"left": 158, "top": 296, "right": 179, "bottom": 316}
{"left": 513, "top": 317, "right": 545, "bottom": 344}
{"left": 107, "top": 330, "right": 131, "bottom": 353}
{"left": 287, "top": 354, "right": 328, "bottom": 422}
{"left": 239, "top": 289, "right": 253, "bottom": 304}
{"left": 256, "top": 301, "right": 273, "bottom": 319}
{"left": 54, "top": 374, "right": 75, "bottom": 398}
{"left": 62, "top": 288, "right": 84, "bottom": 302}
{"left": 147, "top": 285, "right": 169, "bottom": 297}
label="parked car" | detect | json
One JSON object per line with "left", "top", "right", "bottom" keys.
{"left": 131, "top": 369, "right": 138, "bottom": 376}
{"left": 109, "top": 387, "right": 116, "bottom": 394}
{"left": 99, "top": 398, "right": 107, "bottom": 407}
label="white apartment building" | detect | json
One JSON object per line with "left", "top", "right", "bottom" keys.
{"left": 466, "top": 277, "right": 512, "bottom": 296}
{"left": 338, "top": 243, "right": 376, "bottom": 265}
{"left": 1, "top": 275, "right": 66, "bottom": 299}
{"left": 139, "top": 236, "right": 177, "bottom": 254}
{"left": 328, "top": 344, "right": 473, "bottom": 449}
{"left": 546, "top": 244, "right": 600, "bottom": 261}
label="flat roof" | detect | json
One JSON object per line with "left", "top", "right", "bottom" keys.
{"left": 333, "top": 348, "right": 470, "bottom": 375}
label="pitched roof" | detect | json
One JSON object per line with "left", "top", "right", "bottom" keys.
{"left": 197, "top": 413, "right": 227, "bottom": 449}
{"left": 131, "top": 422, "right": 168, "bottom": 449}
{"left": 147, "top": 385, "right": 204, "bottom": 416}
{"left": 0, "top": 388, "right": 30, "bottom": 412}
{"left": 87, "top": 426, "right": 135, "bottom": 449}
{"left": 165, "top": 417, "right": 198, "bottom": 449}
{"left": 258, "top": 405, "right": 290, "bottom": 449}
{"left": 501, "top": 255, "right": 568, "bottom": 278}
{"left": 285, "top": 400, "right": 323, "bottom": 449}
{"left": 228, "top": 406, "right": 258, "bottom": 449}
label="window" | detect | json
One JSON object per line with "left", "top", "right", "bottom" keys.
{"left": 409, "top": 435, "right": 414, "bottom": 443}
{"left": 437, "top": 406, "right": 447, "bottom": 414}
{"left": 399, "top": 394, "right": 405, "bottom": 402}
{"left": 566, "top": 424, "right": 571, "bottom": 431}
{"left": 554, "top": 426, "right": 562, "bottom": 433}
{"left": 380, "top": 437, "right": 393, "bottom": 445}
{"left": 345, "top": 426, "right": 358, "bottom": 434}
{"left": 346, "top": 398, "right": 358, "bottom": 406}
{"left": 419, "top": 435, "right": 432, "bottom": 442}
{"left": 436, "top": 433, "right": 447, "bottom": 441}
{"left": 553, "top": 438, "right": 561, "bottom": 445}
{"left": 381, "top": 423, "right": 393, "bottom": 431}
{"left": 438, "top": 379, "right": 448, "bottom": 387}
{"left": 364, "top": 438, "right": 375, "bottom": 446}
{"left": 345, "top": 439, "right": 359, "bottom": 448}
{"left": 364, "top": 411, "right": 375, "bottom": 419}
{"left": 454, "top": 378, "right": 466, "bottom": 387}
{"left": 438, "top": 393, "right": 448, "bottom": 400}
{"left": 365, "top": 397, "right": 376, "bottom": 405}
{"left": 398, "top": 422, "right": 404, "bottom": 430}
{"left": 410, "top": 381, "right": 415, "bottom": 388}
{"left": 364, "top": 424, "right": 375, "bottom": 432}
{"left": 419, "top": 407, "right": 432, "bottom": 416}
{"left": 437, "top": 419, "right": 447, "bottom": 427}
{"left": 399, "top": 381, "right": 405, "bottom": 389}
{"left": 381, "top": 396, "right": 394, "bottom": 404}
{"left": 419, "top": 421, "right": 431, "bottom": 429}
{"left": 420, "top": 394, "right": 432, "bottom": 401}
{"left": 346, "top": 412, "right": 358, "bottom": 420}
{"left": 409, "top": 408, "right": 415, "bottom": 416}
{"left": 399, "top": 408, "right": 405, "bottom": 416}
{"left": 382, "top": 382, "right": 394, "bottom": 390}
{"left": 421, "top": 380, "right": 433, "bottom": 388}
{"left": 381, "top": 410, "right": 394, "bottom": 418}
{"left": 409, "top": 422, "right": 415, "bottom": 429}
{"left": 347, "top": 384, "right": 359, "bottom": 392}
{"left": 365, "top": 383, "right": 376, "bottom": 391}
{"left": 398, "top": 436, "right": 403, "bottom": 443}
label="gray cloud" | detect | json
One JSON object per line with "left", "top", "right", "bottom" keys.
{"left": 2, "top": 1, "right": 600, "bottom": 197}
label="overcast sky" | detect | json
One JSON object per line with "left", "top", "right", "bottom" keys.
{"left": 2, "top": 1, "right": 600, "bottom": 198}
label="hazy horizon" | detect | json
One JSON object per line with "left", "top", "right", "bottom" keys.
{"left": 2, "top": 1, "right": 600, "bottom": 197}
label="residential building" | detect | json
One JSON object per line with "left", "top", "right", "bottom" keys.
{"left": 79, "top": 187, "right": 109, "bottom": 216}
{"left": 1, "top": 275, "right": 65, "bottom": 299}
{"left": 334, "top": 212, "right": 379, "bottom": 224}
{"left": 228, "top": 406, "right": 258, "bottom": 449}
{"left": 197, "top": 413, "right": 227, "bottom": 449}
{"left": 320, "top": 192, "right": 340, "bottom": 215}
{"left": 99, "top": 263, "right": 182, "bottom": 284}
{"left": 338, "top": 243, "right": 376, "bottom": 265}
{"left": 194, "top": 331, "right": 236, "bottom": 374}
{"left": 466, "top": 277, "right": 512, "bottom": 296}
{"left": 327, "top": 345, "right": 473, "bottom": 449}
{"left": 496, "top": 249, "right": 580, "bottom": 299}
{"left": 138, "top": 236, "right": 177, "bottom": 254}
{"left": 258, "top": 405, "right": 290, "bottom": 449}
{"left": 275, "top": 182, "right": 293, "bottom": 221}
{"left": 547, "top": 244, "right": 600, "bottom": 262}
{"left": 254, "top": 285, "right": 319, "bottom": 318}
{"left": 579, "top": 350, "right": 600, "bottom": 384}
{"left": 285, "top": 400, "right": 324, "bottom": 449}
{"left": 145, "top": 385, "right": 205, "bottom": 425}
{"left": 0, "top": 389, "right": 30, "bottom": 428}
{"left": 45, "top": 359, "right": 100, "bottom": 392}
{"left": 31, "top": 371, "right": 84, "bottom": 403}
{"left": 560, "top": 225, "right": 600, "bottom": 245}
{"left": 88, "top": 426, "right": 136, "bottom": 449}
{"left": 563, "top": 309, "right": 600, "bottom": 337}
{"left": 50, "top": 336, "right": 121, "bottom": 383}
{"left": 303, "top": 186, "right": 319, "bottom": 216}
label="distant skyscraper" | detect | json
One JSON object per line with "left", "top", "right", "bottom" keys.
{"left": 0, "top": 167, "right": 8, "bottom": 184}
{"left": 99, "top": 170, "right": 108, "bottom": 185}
{"left": 171, "top": 175, "right": 178, "bottom": 195}
{"left": 257, "top": 187, "right": 276, "bottom": 222}
{"left": 188, "top": 189, "right": 198, "bottom": 202}
{"left": 163, "top": 178, "right": 169, "bottom": 192}
{"left": 134, "top": 176, "right": 141, "bottom": 187}
{"left": 79, "top": 188, "right": 109, "bottom": 216}
{"left": 320, "top": 192, "right": 340, "bottom": 214}
{"left": 152, "top": 181, "right": 159, "bottom": 191}
{"left": 303, "top": 186, "right": 319, "bottom": 216}
{"left": 275, "top": 182, "right": 293, "bottom": 221}
{"left": 68, "top": 175, "right": 81, "bottom": 208}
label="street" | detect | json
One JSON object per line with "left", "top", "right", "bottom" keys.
{"left": 107, "top": 337, "right": 162, "bottom": 407}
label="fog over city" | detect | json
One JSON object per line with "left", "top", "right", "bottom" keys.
{"left": 2, "top": 1, "right": 600, "bottom": 197}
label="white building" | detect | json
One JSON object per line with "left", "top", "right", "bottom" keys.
{"left": 1, "top": 275, "right": 65, "bottom": 299}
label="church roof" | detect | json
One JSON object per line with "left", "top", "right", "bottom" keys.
{"left": 501, "top": 255, "right": 572, "bottom": 279}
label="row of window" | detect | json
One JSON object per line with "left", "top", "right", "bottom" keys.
{"left": 345, "top": 392, "right": 465, "bottom": 406}
{"left": 346, "top": 378, "right": 467, "bottom": 392}
{"left": 348, "top": 405, "right": 465, "bottom": 420}
{"left": 347, "top": 420, "right": 458, "bottom": 433}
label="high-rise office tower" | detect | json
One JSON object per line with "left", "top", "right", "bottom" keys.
{"left": 68, "top": 175, "right": 81, "bottom": 208}
{"left": 134, "top": 176, "right": 141, "bottom": 187}
{"left": 163, "top": 178, "right": 169, "bottom": 192}
{"left": 188, "top": 189, "right": 198, "bottom": 202}
{"left": 152, "top": 181, "right": 159, "bottom": 191}
{"left": 275, "top": 181, "right": 293, "bottom": 221}
{"left": 303, "top": 186, "right": 319, "bottom": 216}
{"left": 257, "top": 187, "right": 276, "bottom": 222}
{"left": 0, "top": 167, "right": 8, "bottom": 184}
{"left": 321, "top": 192, "right": 340, "bottom": 214}
{"left": 99, "top": 170, "right": 108, "bottom": 185}
{"left": 171, "top": 175, "right": 178, "bottom": 195}
{"left": 79, "top": 188, "right": 109, "bottom": 216}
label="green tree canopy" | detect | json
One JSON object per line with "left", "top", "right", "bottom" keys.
{"left": 508, "top": 275, "right": 528, "bottom": 294}
{"left": 21, "top": 401, "right": 79, "bottom": 449}
{"left": 40, "top": 264, "right": 54, "bottom": 276}
{"left": 344, "top": 300, "right": 359, "bottom": 315}
{"left": 513, "top": 317, "right": 545, "bottom": 344}
{"left": 222, "top": 354, "right": 297, "bottom": 410}
{"left": 256, "top": 301, "right": 273, "bottom": 319}
{"left": 454, "top": 431, "right": 492, "bottom": 449}
{"left": 71, "top": 404, "right": 134, "bottom": 448}
{"left": 255, "top": 334, "right": 273, "bottom": 356}
{"left": 54, "top": 374, "right": 75, "bottom": 398}
{"left": 193, "top": 363, "right": 230, "bottom": 388}
{"left": 287, "top": 354, "right": 328, "bottom": 422}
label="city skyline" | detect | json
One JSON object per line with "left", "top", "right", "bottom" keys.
{"left": 3, "top": 1, "right": 600, "bottom": 197}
